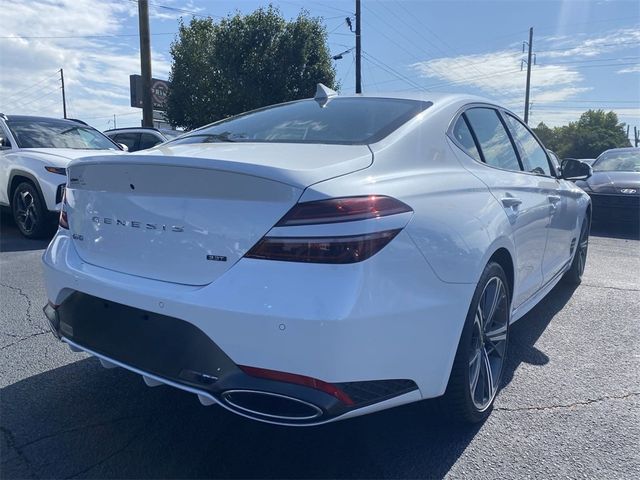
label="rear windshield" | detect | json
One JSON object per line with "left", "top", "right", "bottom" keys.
{"left": 170, "top": 98, "right": 432, "bottom": 146}
{"left": 7, "top": 119, "right": 118, "bottom": 150}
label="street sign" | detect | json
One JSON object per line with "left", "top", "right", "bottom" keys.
{"left": 130, "top": 74, "right": 170, "bottom": 111}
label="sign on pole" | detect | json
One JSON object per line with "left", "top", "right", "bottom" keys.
{"left": 130, "top": 74, "right": 170, "bottom": 111}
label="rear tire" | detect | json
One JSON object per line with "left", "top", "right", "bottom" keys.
{"left": 11, "top": 182, "right": 51, "bottom": 239}
{"left": 563, "top": 216, "right": 590, "bottom": 285}
{"left": 439, "top": 262, "right": 510, "bottom": 423}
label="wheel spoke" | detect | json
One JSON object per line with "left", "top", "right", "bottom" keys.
{"left": 485, "top": 324, "right": 507, "bottom": 343}
{"left": 470, "top": 350, "right": 481, "bottom": 396}
{"left": 482, "top": 347, "right": 494, "bottom": 398}
{"left": 469, "top": 348, "right": 481, "bottom": 368}
{"left": 483, "top": 279, "right": 502, "bottom": 327}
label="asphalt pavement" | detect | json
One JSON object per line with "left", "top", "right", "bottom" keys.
{"left": 1, "top": 213, "right": 639, "bottom": 479}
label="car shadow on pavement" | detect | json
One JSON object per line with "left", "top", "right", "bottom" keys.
{"left": 501, "top": 281, "right": 579, "bottom": 388}
{"left": 2, "top": 352, "right": 484, "bottom": 479}
{"left": 1, "top": 286, "right": 582, "bottom": 480}
{"left": 0, "top": 211, "right": 53, "bottom": 253}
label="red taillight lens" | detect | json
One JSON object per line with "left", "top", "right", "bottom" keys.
{"left": 276, "top": 195, "right": 412, "bottom": 226}
{"left": 245, "top": 229, "right": 401, "bottom": 264}
{"left": 59, "top": 190, "right": 69, "bottom": 229}
{"left": 239, "top": 365, "right": 354, "bottom": 406}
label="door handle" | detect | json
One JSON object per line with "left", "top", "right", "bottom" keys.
{"left": 501, "top": 196, "right": 522, "bottom": 208}
{"left": 548, "top": 195, "right": 561, "bottom": 203}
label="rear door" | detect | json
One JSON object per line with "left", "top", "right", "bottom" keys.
{"left": 503, "top": 113, "right": 577, "bottom": 282}
{"left": 458, "top": 107, "right": 551, "bottom": 308}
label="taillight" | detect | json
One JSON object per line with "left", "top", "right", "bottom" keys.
{"left": 245, "top": 230, "right": 401, "bottom": 264}
{"left": 276, "top": 195, "right": 412, "bottom": 226}
{"left": 245, "top": 195, "right": 412, "bottom": 264}
{"left": 59, "top": 190, "right": 69, "bottom": 229}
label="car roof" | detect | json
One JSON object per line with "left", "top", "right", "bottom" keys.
{"left": 1, "top": 115, "right": 86, "bottom": 124}
{"left": 104, "top": 127, "right": 163, "bottom": 133}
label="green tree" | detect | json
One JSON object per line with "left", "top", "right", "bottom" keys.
{"left": 532, "top": 122, "right": 554, "bottom": 149}
{"left": 166, "top": 6, "right": 337, "bottom": 130}
{"left": 533, "top": 110, "right": 630, "bottom": 159}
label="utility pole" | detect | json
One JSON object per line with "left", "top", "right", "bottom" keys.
{"left": 138, "top": 0, "right": 153, "bottom": 127}
{"left": 355, "top": 0, "right": 362, "bottom": 94}
{"left": 60, "top": 68, "right": 67, "bottom": 119}
{"left": 635, "top": 126, "right": 639, "bottom": 148}
{"left": 113, "top": 114, "right": 117, "bottom": 129}
{"left": 523, "top": 27, "right": 533, "bottom": 124}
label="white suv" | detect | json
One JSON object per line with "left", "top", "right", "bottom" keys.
{"left": 0, "top": 114, "right": 123, "bottom": 238}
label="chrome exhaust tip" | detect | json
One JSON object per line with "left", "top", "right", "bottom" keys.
{"left": 221, "top": 390, "right": 323, "bottom": 422}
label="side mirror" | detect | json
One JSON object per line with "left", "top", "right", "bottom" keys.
{"left": 561, "top": 158, "right": 592, "bottom": 181}
{"left": 118, "top": 143, "right": 129, "bottom": 152}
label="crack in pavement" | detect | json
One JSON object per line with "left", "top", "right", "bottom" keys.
{"left": 13, "top": 413, "right": 169, "bottom": 451}
{"left": 495, "top": 392, "right": 640, "bottom": 412}
{"left": 65, "top": 429, "right": 144, "bottom": 479}
{"left": 0, "top": 426, "right": 38, "bottom": 479}
{"left": 579, "top": 283, "right": 640, "bottom": 292}
{"left": 0, "top": 331, "right": 49, "bottom": 351}
{"left": 0, "top": 281, "right": 47, "bottom": 335}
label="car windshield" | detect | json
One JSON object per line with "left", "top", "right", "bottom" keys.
{"left": 170, "top": 98, "right": 432, "bottom": 146}
{"left": 7, "top": 118, "right": 119, "bottom": 150}
{"left": 592, "top": 150, "right": 640, "bottom": 172}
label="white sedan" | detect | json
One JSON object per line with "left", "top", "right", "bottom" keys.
{"left": 42, "top": 88, "right": 591, "bottom": 425}
{"left": 0, "top": 115, "right": 123, "bottom": 238}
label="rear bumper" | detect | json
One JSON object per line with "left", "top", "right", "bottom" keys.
{"left": 44, "top": 293, "right": 418, "bottom": 425}
{"left": 42, "top": 230, "right": 475, "bottom": 424}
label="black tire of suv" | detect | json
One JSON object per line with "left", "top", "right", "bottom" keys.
{"left": 11, "top": 181, "right": 52, "bottom": 239}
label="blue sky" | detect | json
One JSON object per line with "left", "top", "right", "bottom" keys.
{"left": 1, "top": 0, "right": 638, "bottom": 139}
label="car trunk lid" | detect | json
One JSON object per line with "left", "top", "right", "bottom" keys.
{"left": 65, "top": 143, "right": 372, "bottom": 285}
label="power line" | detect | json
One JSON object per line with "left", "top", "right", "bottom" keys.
{"left": 385, "top": 0, "right": 507, "bottom": 100}
{"left": 362, "top": 51, "right": 427, "bottom": 91}
{"left": 2, "top": 72, "right": 59, "bottom": 102}
{"left": 0, "top": 32, "right": 174, "bottom": 39}
{"left": 536, "top": 40, "right": 639, "bottom": 53}
{"left": 82, "top": 111, "right": 141, "bottom": 120}
{"left": 126, "top": 0, "right": 222, "bottom": 19}
{"left": 7, "top": 87, "right": 61, "bottom": 111}
{"left": 539, "top": 56, "right": 640, "bottom": 66}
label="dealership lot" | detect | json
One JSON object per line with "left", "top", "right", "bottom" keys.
{"left": 1, "top": 216, "right": 638, "bottom": 479}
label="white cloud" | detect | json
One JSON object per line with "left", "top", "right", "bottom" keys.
{"left": 0, "top": 0, "right": 172, "bottom": 129}
{"left": 618, "top": 64, "right": 640, "bottom": 74}
{"left": 539, "top": 27, "right": 640, "bottom": 59}
{"left": 410, "top": 26, "right": 639, "bottom": 108}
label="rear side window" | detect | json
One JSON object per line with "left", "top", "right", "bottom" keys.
{"left": 171, "top": 98, "right": 433, "bottom": 146}
{"left": 464, "top": 108, "right": 521, "bottom": 171}
{"left": 113, "top": 133, "right": 139, "bottom": 151}
{"left": 504, "top": 114, "right": 552, "bottom": 176}
{"left": 452, "top": 116, "right": 481, "bottom": 162}
{"left": 139, "top": 133, "right": 162, "bottom": 150}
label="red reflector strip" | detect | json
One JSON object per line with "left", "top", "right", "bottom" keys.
{"left": 245, "top": 229, "right": 401, "bottom": 264}
{"left": 239, "top": 365, "right": 355, "bottom": 406}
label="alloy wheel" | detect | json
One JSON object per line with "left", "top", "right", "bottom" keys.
{"left": 15, "top": 189, "right": 39, "bottom": 235}
{"left": 468, "top": 276, "right": 509, "bottom": 411}
{"left": 576, "top": 221, "right": 589, "bottom": 277}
